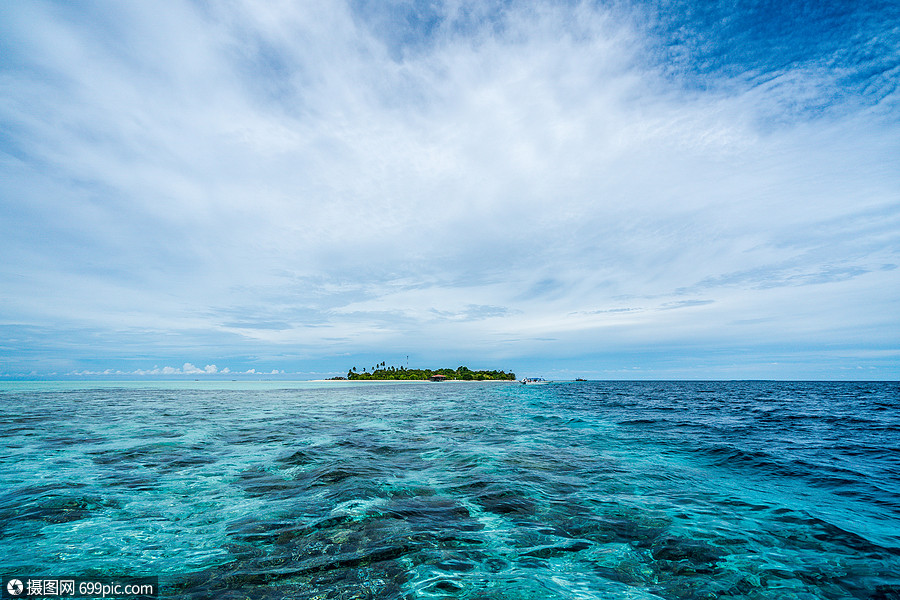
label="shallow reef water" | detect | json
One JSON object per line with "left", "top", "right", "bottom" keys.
{"left": 0, "top": 380, "right": 898, "bottom": 599}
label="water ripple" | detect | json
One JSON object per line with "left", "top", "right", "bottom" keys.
{"left": 0, "top": 380, "right": 897, "bottom": 598}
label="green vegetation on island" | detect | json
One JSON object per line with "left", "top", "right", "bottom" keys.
{"left": 332, "top": 363, "right": 515, "bottom": 381}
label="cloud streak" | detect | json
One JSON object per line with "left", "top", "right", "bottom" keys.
{"left": 1, "top": 0, "right": 898, "bottom": 379}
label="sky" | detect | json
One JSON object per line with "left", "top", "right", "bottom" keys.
{"left": 1, "top": 0, "right": 898, "bottom": 380}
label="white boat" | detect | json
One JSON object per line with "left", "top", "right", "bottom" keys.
{"left": 521, "top": 377, "right": 549, "bottom": 385}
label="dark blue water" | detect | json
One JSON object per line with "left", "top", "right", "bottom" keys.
{"left": 1, "top": 380, "right": 898, "bottom": 599}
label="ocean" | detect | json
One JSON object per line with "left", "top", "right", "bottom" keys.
{"left": 0, "top": 380, "right": 897, "bottom": 599}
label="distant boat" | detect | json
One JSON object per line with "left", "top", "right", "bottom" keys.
{"left": 521, "top": 377, "right": 549, "bottom": 385}
{"left": 575, "top": 378, "right": 587, "bottom": 382}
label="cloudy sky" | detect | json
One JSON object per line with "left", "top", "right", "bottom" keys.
{"left": 1, "top": 0, "right": 898, "bottom": 379}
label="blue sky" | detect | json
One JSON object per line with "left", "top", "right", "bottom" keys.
{"left": 1, "top": 0, "right": 898, "bottom": 380}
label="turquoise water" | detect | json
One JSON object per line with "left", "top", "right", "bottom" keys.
{"left": 1, "top": 380, "right": 898, "bottom": 599}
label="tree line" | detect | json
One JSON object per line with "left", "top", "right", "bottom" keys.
{"left": 331, "top": 363, "right": 516, "bottom": 381}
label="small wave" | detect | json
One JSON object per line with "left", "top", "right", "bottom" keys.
{"left": 617, "top": 418, "right": 660, "bottom": 425}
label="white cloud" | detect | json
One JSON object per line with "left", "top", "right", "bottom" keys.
{"left": 60, "top": 363, "right": 299, "bottom": 377}
{"left": 1, "top": 1, "right": 898, "bottom": 377}
{"left": 181, "top": 363, "right": 218, "bottom": 375}
{"left": 69, "top": 364, "right": 223, "bottom": 376}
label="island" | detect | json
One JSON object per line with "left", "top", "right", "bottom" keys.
{"left": 332, "top": 364, "right": 516, "bottom": 381}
